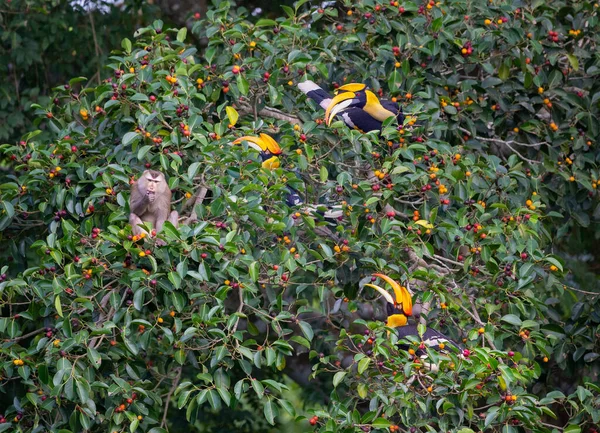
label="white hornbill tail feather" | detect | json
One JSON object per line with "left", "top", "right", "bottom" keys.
{"left": 301, "top": 204, "right": 344, "bottom": 221}
{"left": 298, "top": 80, "right": 333, "bottom": 110}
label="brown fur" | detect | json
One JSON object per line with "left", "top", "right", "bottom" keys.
{"left": 129, "top": 170, "right": 178, "bottom": 244}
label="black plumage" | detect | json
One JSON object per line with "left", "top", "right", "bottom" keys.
{"left": 298, "top": 80, "right": 403, "bottom": 133}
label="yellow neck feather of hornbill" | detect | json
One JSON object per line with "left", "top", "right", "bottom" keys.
{"left": 337, "top": 83, "right": 367, "bottom": 93}
{"left": 363, "top": 90, "right": 396, "bottom": 122}
{"left": 387, "top": 314, "right": 408, "bottom": 328}
{"left": 261, "top": 156, "right": 280, "bottom": 170}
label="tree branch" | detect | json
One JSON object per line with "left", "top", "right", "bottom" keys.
{"left": 161, "top": 367, "right": 183, "bottom": 429}
{"left": 457, "top": 127, "right": 543, "bottom": 164}
{"left": 236, "top": 102, "right": 302, "bottom": 125}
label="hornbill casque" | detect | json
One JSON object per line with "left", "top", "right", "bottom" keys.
{"left": 232, "top": 134, "right": 344, "bottom": 221}
{"left": 297, "top": 81, "right": 404, "bottom": 132}
{"left": 365, "top": 273, "right": 463, "bottom": 365}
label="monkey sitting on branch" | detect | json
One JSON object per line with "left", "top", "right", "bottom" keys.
{"left": 129, "top": 170, "right": 179, "bottom": 246}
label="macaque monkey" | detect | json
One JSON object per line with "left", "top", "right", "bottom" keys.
{"left": 129, "top": 170, "right": 178, "bottom": 245}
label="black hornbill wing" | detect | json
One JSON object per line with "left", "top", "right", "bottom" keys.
{"left": 396, "top": 325, "right": 462, "bottom": 355}
{"left": 285, "top": 186, "right": 304, "bottom": 207}
{"left": 381, "top": 100, "right": 404, "bottom": 124}
{"left": 340, "top": 108, "right": 383, "bottom": 132}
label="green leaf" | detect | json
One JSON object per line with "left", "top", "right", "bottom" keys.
{"left": 177, "top": 28, "right": 187, "bottom": 42}
{"left": 544, "top": 257, "right": 563, "bottom": 272}
{"left": 501, "top": 314, "right": 522, "bottom": 327}
{"left": 484, "top": 407, "right": 500, "bottom": 427}
{"left": 251, "top": 379, "right": 264, "bottom": 398}
{"left": 357, "top": 383, "right": 368, "bottom": 398}
{"left": 443, "top": 105, "right": 457, "bottom": 115}
{"left": 122, "top": 132, "right": 140, "bottom": 146}
{"left": 564, "top": 425, "right": 581, "bottom": 433}
{"left": 319, "top": 165, "right": 328, "bottom": 182}
{"left": 357, "top": 357, "right": 370, "bottom": 374}
{"left": 332, "top": 371, "right": 346, "bottom": 388}
{"left": 255, "top": 19, "right": 278, "bottom": 27}
{"left": 372, "top": 418, "right": 391, "bottom": 428}
{"left": 566, "top": 54, "right": 579, "bottom": 71}
{"left": 264, "top": 399, "right": 276, "bottom": 425}
{"left": 237, "top": 75, "right": 249, "bottom": 95}
{"left": 498, "top": 63, "right": 510, "bottom": 80}
{"left": 298, "top": 321, "right": 313, "bottom": 341}
{"left": 87, "top": 347, "right": 101, "bottom": 369}
{"left": 121, "top": 38, "right": 132, "bottom": 53}
{"left": 249, "top": 261, "right": 259, "bottom": 282}
{"left": 55, "top": 296, "right": 63, "bottom": 318}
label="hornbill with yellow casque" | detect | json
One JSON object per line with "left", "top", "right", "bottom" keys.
{"left": 298, "top": 81, "right": 404, "bottom": 132}
{"left": 365, "top": 273, "right": 462, "bottom": 361}
{"left": 232, "top": 134, "right": 343, "bottom": 220}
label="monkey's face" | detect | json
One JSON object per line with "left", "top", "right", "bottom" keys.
{"left": 144, "top": 172, "right": 164, "bottom": 194}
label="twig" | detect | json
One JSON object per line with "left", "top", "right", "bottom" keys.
{"left": 433, "top": 254, "right": 463, "bottom": 267}
{"left": 565, "top": 286, "right": 600, "bottom": 297}
{"left": 160, "top": 367, "right": 182, "bottom": 429}
{"left": 88, "top": 11, "right": 102, "bottom": 85}
{"left": 237, "top": 102, "right": 302, "bottom": 125}
{"left": 407, "top": 250, "right": 449, "bottom": 275}
{"left": 230, "top": 285, "right": 245, "bottom": 337}
{"left": 184, "top": 186, "right": 208, "bottom": 225}
{"left": 457, "top": 127, "right": 542, "bottom": 164}
{"left": 4, "top": 328, "right": 45, "bottom": 343}
{"left": 89, "top": 291, "right": 115, "bottom": 349}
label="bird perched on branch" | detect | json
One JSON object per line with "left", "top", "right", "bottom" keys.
{"left": 232, "top": 134, "right": 343, "bottom": 221}
{"left": 365, "top": 273, "right": 462, "bottom": 360}
{"left": 298, "top": 81, "right": 404, "bottom": 132}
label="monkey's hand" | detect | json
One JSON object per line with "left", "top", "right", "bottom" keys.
{"left": 146, "top": 191, "right": 156, "bottom": 203}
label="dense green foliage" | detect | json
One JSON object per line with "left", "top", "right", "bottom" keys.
{"left": 1, "top": 1, "right": 599, "bottom": 433}
{"left": 0, "top": 0, "right": 160, "bottom": 142}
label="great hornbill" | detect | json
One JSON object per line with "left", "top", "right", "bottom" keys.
{"left": 298, "top": 81, "right": 404, "bottom": 132}
{"left": 365, "top": 273, "right": 462, "bottom": 359}
{"left": 232, "top": 134, "right": 343, "bottom": 220}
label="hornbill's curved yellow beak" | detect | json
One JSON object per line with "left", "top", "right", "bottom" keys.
{"left": 365, "top": 273, "right": 413, "bottom": 328}
{"left": 325, "top": 87, "right": 398, "bottom": 126}
{"left": 233, "top": 133, "right": 282, "bottom": 155}
{"left": 261, "top": 156, "right": 280, "bottom": 170}
{"left": 325, "top": 92, "right": 359, "bottom": 125}
{"left": 336, "top": 83, "right": 367, "bottom": 93}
